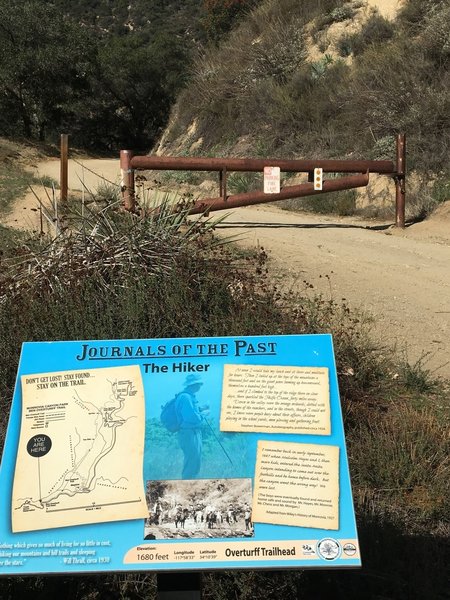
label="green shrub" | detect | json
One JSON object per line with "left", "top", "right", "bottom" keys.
{"left": 281, "top": 188, "right": 357, "bottom": 216}
{"left": 310, "top": 53, "right": 334, "bottom": 79}
{"left": 371, "top": 135, "right": 396, "bottom": 160}
{"left": 201, "top": 0, "right": 262, "bottom": 44}
{"left": 399, "top": 354, "right": 439, "bottom": 394}
{"left": 160, "top": 169, "right": 204, "bottom": 185}
{"left": 420, "top": 4, "right": 450, "bottom": 64}
{"left": 337, "top": 33, "right": 353, "bottom": 57}
{"left": 227, "top": 172, "right": 262, "bottom": 194}
{"left": 431, "top": 176, "right": 450, "bottom": 205}
{"left": 329, "top": 5, "right": 355, "bottom": 22}
{"left": 344, "top": 39, "right": 450, "bottom": 172}
{"left": 313, "top": 2, "right": 355, "bottom": 34}
{"left": 92, "top": 180, "right": 120, "bottom": 204}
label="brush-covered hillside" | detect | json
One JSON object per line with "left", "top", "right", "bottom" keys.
{"left": 0, "top": 0, "right": 258, "bottom": 151}
{"left": 157, "top": 0, "right": 449, "bottom": 217}
{"left": 0, "top": 0, "right": 205, "bottom": 151}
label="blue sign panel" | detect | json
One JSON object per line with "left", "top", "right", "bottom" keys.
{"left": 0, "top": 334, "right": 360, "bottom": 574}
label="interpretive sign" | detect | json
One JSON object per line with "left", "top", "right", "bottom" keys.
{"left": 0, "top": 334, "right": 360, "bottom": 575}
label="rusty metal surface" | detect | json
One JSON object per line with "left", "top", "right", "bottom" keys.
{"left": 120, "top": 150, "right": 135, "bottom": 211}
{"left": 187, "top": 173, "right": 369, "bottom": 215}
{"left": 219, "top": 168, "right": 227, "bottom": 201}
{"left": 395, "top": 133, "right": 406, "bottom": 228}
{"left": 122, "top": 139, "right": 405, "bottom": 224}
{"left": 130, "top": 155, "right": 394, "bottom": 175}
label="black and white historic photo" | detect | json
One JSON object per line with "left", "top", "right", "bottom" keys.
{"left": 144, "top": 478, "right": 254, "bottom": 540}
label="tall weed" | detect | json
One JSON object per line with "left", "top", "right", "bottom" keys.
{"left": 349, "top": 403, "right": 449, "bottom": 528}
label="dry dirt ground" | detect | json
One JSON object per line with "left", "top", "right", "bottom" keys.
{"left": 216, "top": 204, "right": 450, "bottom": 379}
{"left": 2, "top": 158, "right": 121, "bottom": 233}
{"left": 3, "top": 157, "right": 450, "bottom": 379}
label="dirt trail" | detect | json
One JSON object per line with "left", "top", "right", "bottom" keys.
{"left": 215, "top": 204, "right": 450, "bottom": 379}
{"left": 35, "top": 158, "right": 121, "bottom": 192}
{"left": 3, "top": 158, "right": 450, "bottom": 378}
{"left": 2, "top": 159, "right": 121, "bottom": 232}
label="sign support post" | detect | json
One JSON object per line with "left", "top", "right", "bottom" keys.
{"left": 157, "top": 572, "right": 202, "bottom": 600}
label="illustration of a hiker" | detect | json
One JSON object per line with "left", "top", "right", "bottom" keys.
{"left": 176, "top": 374, "right": 209, "bottom": 479}
{"left": 161, "top": 373, "right": 234, "bottom": 479}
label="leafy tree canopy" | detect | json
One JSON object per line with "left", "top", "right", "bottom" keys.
{"left": 0, "top": 0, "right": 96, "bottom": 139}
{"left": 0, "top": 0, "right": 265, "bottom": 150}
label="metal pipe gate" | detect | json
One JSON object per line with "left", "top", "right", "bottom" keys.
{"left": 120, "top": 134, "right": 406, "bottom": 227}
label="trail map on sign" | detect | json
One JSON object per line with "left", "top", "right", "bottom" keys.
{"left": 12, "top": 366, "right": 148, "bottom": 533}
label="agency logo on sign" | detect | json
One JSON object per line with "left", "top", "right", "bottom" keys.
{"left": 317, "top": 538, "right": 341, "bottom": 561}
{"left": 343, "top": 543, "right": 357, "bottom": 556}
{"left": 302, "top": 544, "right": 316, "bottom": 556}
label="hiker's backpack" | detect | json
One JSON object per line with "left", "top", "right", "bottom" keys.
{"left": 160, "top": 394, "right": 181, "bottom": 432}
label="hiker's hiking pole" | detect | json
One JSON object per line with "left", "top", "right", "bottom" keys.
{"left": 203, "top": 417, "right": 234, "bottom": 467}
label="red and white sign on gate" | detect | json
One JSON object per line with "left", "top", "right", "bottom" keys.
{"left": 264, "top": 166, "right": 281, "bottom": 194}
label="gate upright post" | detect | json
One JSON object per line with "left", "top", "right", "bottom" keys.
{"left": 60, "top": 133, "right": 69, "bottom": 203}
{"left": 219, "top": 167, "right": 227, "bottom": 201}
{"left": 395, "top": 133, "right": 406, "bottom": 228}
{"left": 120, "top": 150, "right": 135, "bottom": 212}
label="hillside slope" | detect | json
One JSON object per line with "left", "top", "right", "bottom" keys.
{"left": 157, "top": 0, "right": 449, "bottom": 217}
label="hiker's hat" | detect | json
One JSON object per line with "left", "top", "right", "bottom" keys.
{"left": 184, "top": 374, "right": 203, "bottom": 387}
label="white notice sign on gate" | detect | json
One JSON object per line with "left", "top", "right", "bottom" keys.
{"left": 264, "top": 166, "right": 281, "bottom": 194}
